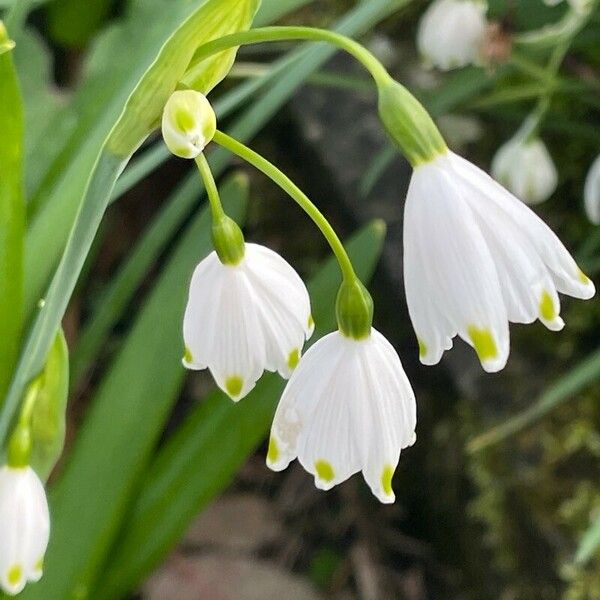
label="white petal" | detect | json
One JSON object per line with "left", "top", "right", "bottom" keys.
{"left": 417, "top": 0, "right": 487, "bottom": 71}
{"left": 584, "top": 154, "right": 600, "bottom": 225}
{"left": 269, "top": 330, "right": 417, "bottom": 504}
{"left": 0, "top": 467, "right": 49, "bottom": 595}
{"left": 491, "top": 137, "right": 557, "bottom": 205}
{"left": 451, "top": 152, "right": 595, "bottom": 300}
{"left": 406, "top": 155, "right": 509, "bottom": 372}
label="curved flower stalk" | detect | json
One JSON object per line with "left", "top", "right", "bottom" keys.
{"left": 417, "top": 0, "right": 488, "bottom": 70}
{"left": 491, "top": 135, "right": 558, "bottom": 205}
{"left": 268, "top": 328, "right": 416, "bottom": 503}
{"left": 584, "top": 154, "right": 600, "bottom": 225}
{"left": 543, "top": 0, "right": 591, "bottom": 13}
{"left": 0, "top": 465, "right": 50, "bottom": 596}
{"left": 403, "top": 151, "right": 595, "bottom": 372}
{"left": 183, "top": 242, "right": 314, "bottom": 400}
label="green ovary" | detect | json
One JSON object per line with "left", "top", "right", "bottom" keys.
{"left": 315, "top": 460, "right": 335, "bottom": 482}
{"left": 467, "top": 326, "right": 498, "bottom": 362}
{"left": 539, "top": 290, "right": 557, "bottom": 321}
{"left": 225, "top": 376, "right": 244, "bottom": 397}
{"left": 381, "top": 465, "right": 395, "bottom": 496}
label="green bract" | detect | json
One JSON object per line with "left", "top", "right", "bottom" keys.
{"left": 377, "top": 76, "right": 447, "bottom": 166}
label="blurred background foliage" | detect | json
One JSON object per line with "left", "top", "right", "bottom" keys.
{"left": 0, "top": 0, "right": 599, "bottom": 598}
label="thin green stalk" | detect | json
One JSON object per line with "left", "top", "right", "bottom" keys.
{"left": 212, "top": 129, "right": 357, "bottom": 283}
{"left": 186, "top": 25, "right": 390, "bottom": 88}
{"left": 194, "top": 154, "right": 225, "bottom": 221}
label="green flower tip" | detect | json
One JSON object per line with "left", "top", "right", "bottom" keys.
{"left": 467, "top": 325, "right": 498, "bottom": 362}
{"left": 381, "top": 464, "right": 395, "bottom": 497}
{"left": 336, "top": 278, "right": 373, "bottom": 340}
{"left": 267, "top": 436, "right": 279, "bottom": 464}
{"left": 315, "top": 459, "right": 335, "bottom": 483}
{"left": 225, "top": 375, "right": 244, "bottom": 398}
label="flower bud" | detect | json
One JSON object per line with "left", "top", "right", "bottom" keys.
{"left": 336, "top": 279, "right": 374, "bottom": 340}
{"left": 491, "top": 135, "right": 558, "bottom": 205}
{"left": 584, "top": 154, "right": 600, "bottom": 225}
{"left": 417, "top": 0, "right": 487, "bottom": 71}
{"left": 161, "top": 90, "right": 216, "bottom": 159}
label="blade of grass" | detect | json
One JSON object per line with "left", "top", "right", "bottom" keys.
{"left": 0, "top": 22, "right": 24, "bottom": 405}
{"left": 468, "top": 348, "right": 600, "bottom": 453}
{"left": 98, "top": 220, "right": 386, "bottom": 600}
{"left": 574, "top": 514, "right": 600, "bottom": 566}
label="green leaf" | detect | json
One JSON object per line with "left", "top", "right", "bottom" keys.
{"left": 468, "top": 348, "right": 600, "bottom": 453}
{"left": 575, "top": 513, "right": 600, "bottom": 566}
{"left": 97, "top": 220, "right": 386, "bottom": 600}
{"left": 30, "top": 329, "right": 69, "bottom": 481}
{"left": 20, "top": 178, "right": 248, "bottom": 600}
{"left": 0, "top": 20, "right": 24, "bottom": 405}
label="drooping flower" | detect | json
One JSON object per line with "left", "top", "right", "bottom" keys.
{"left": 584, "top": 154, "right": 600, "bottom": 225}
{"left": 491, "top": 135, "right": 558, "bottom": 205}
{"left": 267, "top": 329, "right": 416, "bottom": 503}
{"left": 417, "top": 0, "right": 488, "bottom": 71}
{"left": 404, "top": 150, "right": 595, "bottom": 372}
{"left": 0, "top": 465, "right": 50, "bottom": 596}
{"left": 183, "top": 243, "right": 314, "bottom": 400}
{"left": 161, "top": 90, "right": 216, "bottom": 159}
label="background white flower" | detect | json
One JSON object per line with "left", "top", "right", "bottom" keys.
{"left": 417, "top": 0, "right": 488, "bottom": 71}
{"left": 491, "top": 136, "right": 558, "bottom": 205}
{"left": 584, "top": 154, "right": 600, "bottom": 225}
{"left": 183, "top": 243, "right": 314, "bottom": 400}
{"left": 0, "top": 466, "right": 50, "bottom": 596}
{"left": 268, "top": 329, "right": 416, "bottom": 504}
{"left": 404, "top": 151, "right": 595, "bottom": 372}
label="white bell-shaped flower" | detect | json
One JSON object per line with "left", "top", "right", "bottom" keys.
{"left": 161, "top": 90, "right": 216, "bottom": 159}
{"left": 404, "top": 151, "right": 595, "bottom": 373}
{"left": 491, "top": 135, "right": 558, "bottom": 205}
{"left": 417, "top": 0, "right": 487, "bottom": 71}
{"left": 267, "top": 329, "right": 416, "bottom": 504}
{"left": 0, "top": 466, "right": 50, "bottom": 596}
{"left": 183, "top": 243, "right": 314, "bottom": 400}
{"left": 584, "top": 154, "right": 600, "bottom": 225}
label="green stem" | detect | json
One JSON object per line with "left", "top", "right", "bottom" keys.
{"left": 212, "top": 130, "right": 357, "bottom": 284}
{"left": 186, "top": 26, "right": 390, "bottom": 88}
{"left": 195, "top": 154, "right": 225, "bottom": 221}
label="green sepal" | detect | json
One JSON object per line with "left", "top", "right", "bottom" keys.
{"left": 335, "top": 278, "right": 373, "bottom": 340}
{"left": 377, "top": 76, "right": 447, "bottom": 167}
{"left": 212, "top": 214, "right": 245, "bottom": 265}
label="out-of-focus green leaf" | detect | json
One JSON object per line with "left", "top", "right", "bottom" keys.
{"left": 20, "top": 179, "right": 248, "bottom": 600}
{"left": 24, "top": 0, "right": 259, "bottom": 318}
{"left": 575, "top": 513, "right": 600, "bottom": 566}
{"left": 468, "top": 348, "right": 600, "bottom": 453}
{"left": 47, "top": 0, "right": 117, "bottom": 48}
{"left": 30, "top": 329, "right": 69, "bottom": 481}
{"left": 98, "top": 220, "right": 387, "bottom": 600}
{"left": 0, "top": 21, "right": 24, "bottom": 405}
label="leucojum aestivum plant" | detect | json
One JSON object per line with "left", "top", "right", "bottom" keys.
{"left": 0, "top": 0, "right": 598, "bottom": 596}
